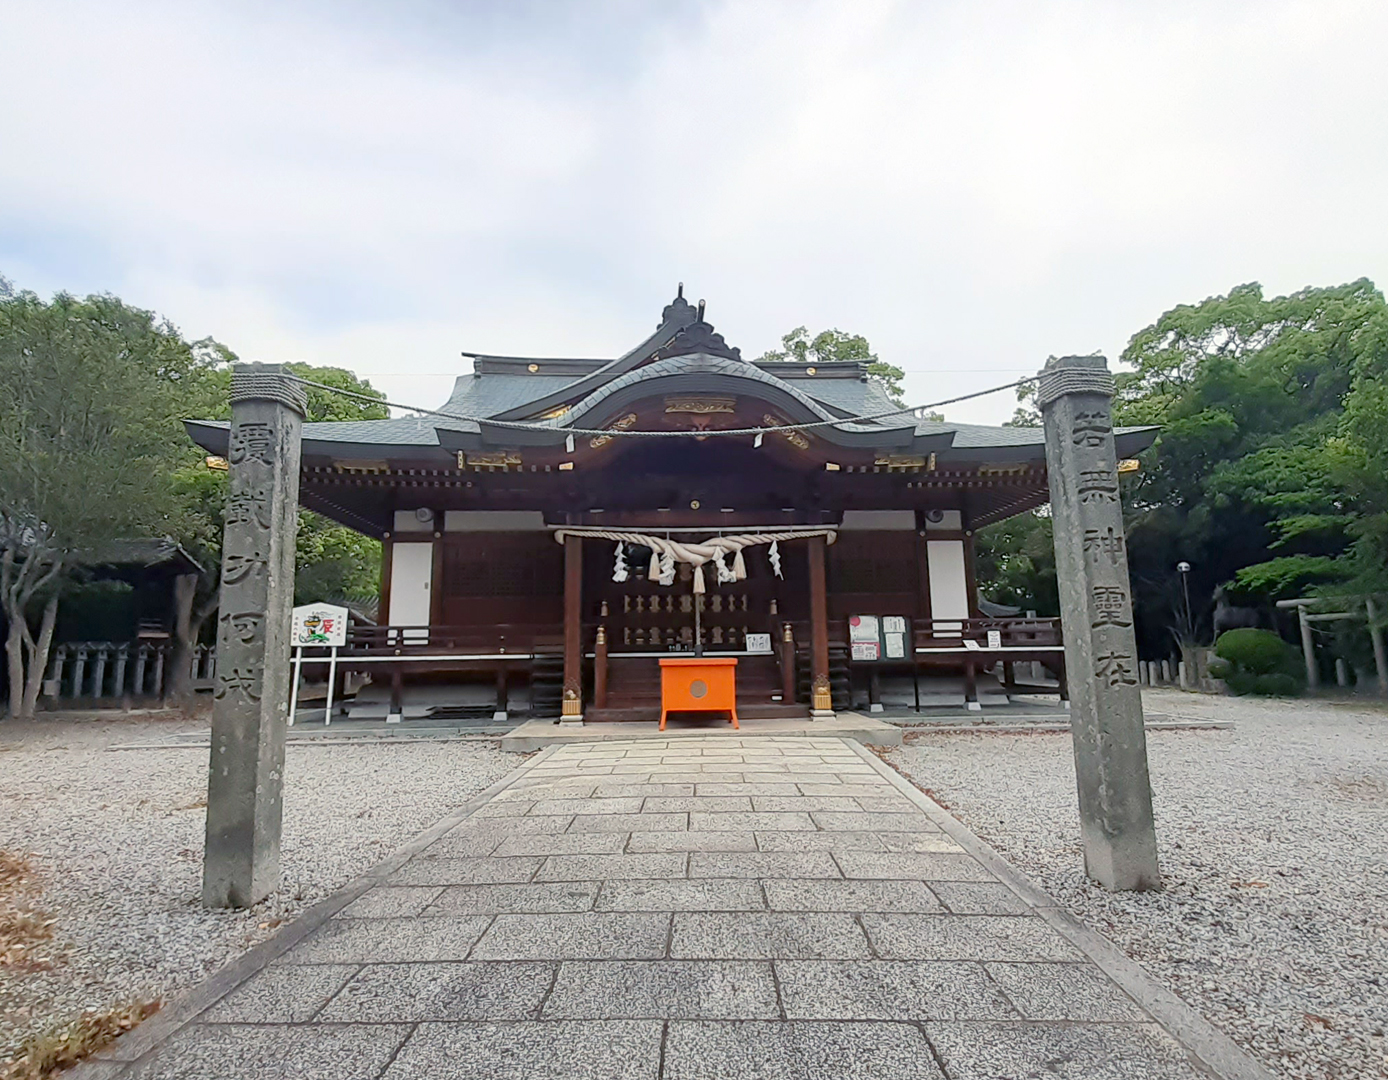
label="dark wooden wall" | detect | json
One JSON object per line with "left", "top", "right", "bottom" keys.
{"left": 826, "top": 531, "right": 923, "bottom": 621}
{"left": 429, "top": 528, "right": 962, "bottom": 634}
{"left": 438, "top": 532, "right": 563, "bottom": 626}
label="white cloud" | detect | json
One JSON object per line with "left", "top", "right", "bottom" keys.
{"left": 2, "top": 0, "right": 1385, "bottom": 424}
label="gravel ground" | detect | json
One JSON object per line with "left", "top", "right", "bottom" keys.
{"left": 887, "top": 689, "right": 1388, "bottom": 1080}
{"left": 0, "top": 714, "right": 514, "bottom": 1061}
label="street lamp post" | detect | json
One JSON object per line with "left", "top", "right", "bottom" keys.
{"left": 1176, "top": 561, "right": 1192, "bottom": 640}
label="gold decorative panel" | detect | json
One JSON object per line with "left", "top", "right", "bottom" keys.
{"left": 666, "top": 396, "right": 735, "bottom": 414}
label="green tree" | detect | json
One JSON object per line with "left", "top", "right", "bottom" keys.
{"left": 757, "top": 326, "right": 907, "bottom": 406}
{"left": 973, "top": 509, "right": 1057, "bottom": 615}
{"left": 0, "top": 289, "right": 220, "bottom": 718}
{"left": 166, "top": 361, "right": 387, "bottom": 700}
{"left": 1113, "top": 280, "right": 1382, "bottom": 655}
{"left": 980, "top": 281, "right": 1387, "bottom": 662}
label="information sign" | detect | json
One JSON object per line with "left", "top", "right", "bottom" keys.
{"left": 744, "top": 633, "right": 772, "bottom": 655}
{"left": 291, "top": 603, "right": 349, "bottom": 648}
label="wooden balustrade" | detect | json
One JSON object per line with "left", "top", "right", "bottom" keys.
{"left": 341, "top": 623, "right": 558, "bottom": 656}
{"left": 912, "top": 617, "right": 1062, "bottom": 649}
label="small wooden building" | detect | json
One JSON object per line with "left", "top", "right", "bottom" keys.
{"left": 187, "top": 291, "right": 1155, "bottom": 721}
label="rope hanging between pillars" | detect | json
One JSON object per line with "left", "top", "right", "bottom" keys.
{"left": 555, "top": 527, "right": 838, "bottom": 594}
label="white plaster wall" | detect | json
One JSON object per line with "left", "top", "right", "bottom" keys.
{"left": 443, "top": 510, "right": 547, "bottom": 532}
{"left": 923, "top": 509, "right": 963, "bottom": 531}
{"left": 840, "top": 510, "right": 915, "bottom": 531}
{"left": 392, "top": 509, "right": 435, "bottom": 533}
{"left": 927, "top": 539, "right": 970, "bottom": 629}
{"left": 388, "top": 542, "right": 433, "bottom": 629}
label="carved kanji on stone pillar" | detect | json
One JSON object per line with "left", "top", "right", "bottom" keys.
{"left": 203, "top": 364, "right": 305, "bottom": 908}
{"left": 1040, "top": 356, "right": 1161, "bottom": 892}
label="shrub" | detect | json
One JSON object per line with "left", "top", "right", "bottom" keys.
{"left": 1215, "top": 628, "right": 1295, "bottom": 674}
{"left": 1212, "top": 629, "right": 1304, "bottom": 696}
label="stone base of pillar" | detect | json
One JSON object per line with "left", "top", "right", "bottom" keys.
{"left": 965, "top": 701, "right": 982, "bottom": 712}
{"left": 810, "top": 709, "right": 836, "bottom": 721}
{"left": 492, "top": 710, "right": 508, "bottom": 723}
{"left": 559, "top": 714, "right": 584, "bottom": 727}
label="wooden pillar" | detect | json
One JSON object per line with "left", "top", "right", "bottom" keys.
{"left": 807, "top": 535, "right": 832, "bottom": 716}
{"left": 429, "top": 531, "right": 445, "bottom": 632}
{"left": 379, "top": 537, "right": 394, "bottom": 628}
{"left": 562, "top": 534, "right": 584, "bottom": 723}
{"left": 494, "top": 664, "right": 509, "bottom": 721}
{"left": 962, "top": 524, "right": 981, "bottom": 617}
{"left": 780, "top": 622, "right": 796, "bottom": 703}
{"left": 594, "top": 626, "right": 608, "bottom": 709}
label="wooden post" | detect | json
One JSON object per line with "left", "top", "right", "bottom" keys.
{"left": 495, "top": 664, "right": 509, "bottom": 721}
{"left": 1365, "top": 598, "right": 1387, "bottom": 696}
{"left": 594, "top": 625, "right": 608, "bottom": 709}
{"left": 807, "top": 534, "right": 832, "bottom": 717}
{"left": 561, "top": 534, "right": 583, "bottom": 724}
{"left": 963, "top": 660, "right": 979, "bottom": 710}
{"left": 379, "top": 536, "right": 394, "bottom": 632}
{"left": 1298, "top": 604, "right": 1319, "bottom": 690}
{"left": 429, "top": 530, "right": 445, "bottom": 632}
{"left": 779, "top": 622, "right": 796, "bottom": 703}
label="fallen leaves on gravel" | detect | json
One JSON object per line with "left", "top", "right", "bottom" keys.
{"left": 0, "top": 854, "right": 54, "bottom": 971}
{"left": 2, "top": 999, "right": 162, "bottom": 1079}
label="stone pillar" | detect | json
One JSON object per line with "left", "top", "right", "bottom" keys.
{"left": 561, "top": 534, "right": 583, "bottom": 724}
{"left": 807, "top": 535, "right": 833, "bottom": 718}
{"left": 203, "top": 364, "right": 305, "bottom": 909}
{"left": 1040, "top": 355, "right": 1160, "bottom": 892}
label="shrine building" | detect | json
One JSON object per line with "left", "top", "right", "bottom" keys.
{"left": 186, "top": 290, "right": 1156, "bottom": 724}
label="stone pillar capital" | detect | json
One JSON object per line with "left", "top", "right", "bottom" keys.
{"left": 1037, "top": 355, "right": 1116, "bottom": 409}
{"left": 230, "top": 363, "right": 308, "bottom": 416}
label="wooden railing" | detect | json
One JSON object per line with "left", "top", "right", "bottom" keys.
{"left": 341, "top": 624, "right": 561, "bottom": 656}
{"left": 913, "top": 617, "right": 1061, "bottom": 649}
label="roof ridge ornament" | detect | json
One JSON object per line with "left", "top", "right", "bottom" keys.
{"left": 656, "top": 317, "right": 742, "bottom": 362}
{"left": 660, "top": 283, "right": 698, "bottom": 329}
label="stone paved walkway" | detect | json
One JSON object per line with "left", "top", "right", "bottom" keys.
{"left": 84, "top": 736, "right": 1262, "bottom": 1079}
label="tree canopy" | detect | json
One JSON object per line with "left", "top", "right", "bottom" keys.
{"left": 757, "top": 327, "right": 907, "bottom": 405}
{"left": 0, "top": 280, "right": 389, "bottom": 715}
{"left": 976, "top": 278, "right": 1388, "bottom": 659}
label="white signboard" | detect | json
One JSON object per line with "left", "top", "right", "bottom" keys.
{"left": 291, "top": 603, "right": 349, "bottom": 648}
{"left": 851, "top": 641, "right": 880, "bottom": 661}
{"left": 848, "top": 614, "right": 880, "bottom": 644}
{"left": 745, "top": 633, "right": 772, "bottom": 655}
{"left": 987, "top": 630, "right": 1002, "bottom": 650}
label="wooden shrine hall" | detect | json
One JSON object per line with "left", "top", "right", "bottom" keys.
{"left": 187, "top": 289, "right": 1157, "bottom": 724}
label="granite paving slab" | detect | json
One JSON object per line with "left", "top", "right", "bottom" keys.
{"left": 80, "top": 735, "right": 1271, "bottom": 1080}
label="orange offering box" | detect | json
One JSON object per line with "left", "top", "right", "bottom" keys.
{"left": 658, "top": 657, "right": 739, "bottom": 730}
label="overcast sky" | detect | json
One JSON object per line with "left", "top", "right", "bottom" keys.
{"left": 3, "top": 0, "right": 1385, "bottom": 424}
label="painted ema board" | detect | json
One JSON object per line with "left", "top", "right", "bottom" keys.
{"left": 291, "top": 604, "right": 349, "bottom": 648}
